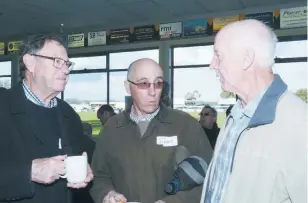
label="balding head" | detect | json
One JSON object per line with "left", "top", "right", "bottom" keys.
{"left": 125, "top": 58, "right": 164, "bottom": 115}
{"left": 127, "top": 58, "right": 163, "bottom": 80}
{"left": 211, "top": 19, "right": 276, "bottom": 102}
{"left": 217, "top": 19, "right": 277, "bottom": 68}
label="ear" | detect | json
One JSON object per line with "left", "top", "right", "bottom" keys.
{"left": 124, "top": 80, "right": 131, "bottom": 95}
{"left": 243, "top": 48, "right": 254, "bottom": 70}
{"left": 23, "top": 54, "right": 36, "bottom": 73}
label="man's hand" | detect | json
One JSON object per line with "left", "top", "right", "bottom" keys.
{"left": 31, "top": 155, "right": 67, "bottom": 184}
{"left": 67, "top": 152, "right": 94, "bottom": 189}
{"left": 103, "top": 190, "right": 127, "bottom": 203}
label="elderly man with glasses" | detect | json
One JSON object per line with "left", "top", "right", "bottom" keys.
{"left": 90, "top": 58, "right": 213, "bottom": 203}
{"left": 0, "top": 35, "right": 94, "bottom": 203}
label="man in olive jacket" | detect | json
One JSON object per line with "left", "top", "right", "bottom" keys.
{"left": 90, "top": 58, "right": 213, "bottom": 203}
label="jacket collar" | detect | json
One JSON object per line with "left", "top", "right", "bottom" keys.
{"left": 248, "top": 74, "right": 287, "bottom": 127}
{"left": 116, "top": 104, "right": 172, "bottom": 128}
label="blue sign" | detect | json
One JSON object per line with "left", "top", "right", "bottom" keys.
{"left": 183, "top": 19, "right": 207, "bottom": 36}
{"left": 244, "top": 12, "right": 273, "bottom": 28}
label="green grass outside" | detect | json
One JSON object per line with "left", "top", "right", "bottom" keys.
{"left": 78, "top": 111, "right": 226, "bottom": 136}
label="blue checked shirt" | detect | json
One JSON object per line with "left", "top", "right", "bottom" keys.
{"left": 22, "top": 80, "right": 57, "bottom": 108}
{"left": 205, "top": 89, "right": 268, "bottom": 203}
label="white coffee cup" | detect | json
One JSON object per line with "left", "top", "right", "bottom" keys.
{"left": 61, "top": 155, "right": 88, "bottom": 183}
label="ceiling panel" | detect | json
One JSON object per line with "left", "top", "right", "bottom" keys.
{"left": 106, "top": 0, "right": 148, "bottom": 3}
{"left": 240, "top": 0, "right": 281, "bottom": 7}
{"left": 0, "top": 0, "right": 306, "bottom": 39}
{"left": 195, "top": 0, "right": 243, "bottom": 12}
{"left": 117, "top": 0, "right": 174, "bottom": 21}
{"left": 152, "top": 0, "right": 206, "bottom": 16}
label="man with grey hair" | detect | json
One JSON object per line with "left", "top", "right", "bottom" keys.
{"left": 0, "top": 35, "right": 94, "bottom": 203}
{"left": 201, "top": 19, "right": 307, "bottom": 203}
{"left": 91, "top": 58, "right": 213, "bottom": 203}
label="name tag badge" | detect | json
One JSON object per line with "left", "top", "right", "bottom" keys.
{"left": 156, "top": 136, "right": 178, "bottom": 147}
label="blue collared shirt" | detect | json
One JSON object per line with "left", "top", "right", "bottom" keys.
{"left": 22, "top": 80, "right": 57, "bottom": 108}
{"left": 205, "top": 87, "right": 268, "bottom": 203}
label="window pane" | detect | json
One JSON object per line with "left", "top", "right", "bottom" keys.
{"left": 173, "top": 67, "right": 232, "bottom": 127}
{"left": 0, "top": 61, "right": 11, "bottom": 76}
{"left": 0, "top": 77, "right": 11, "bottom": 89}
{"left": 109, "top": 71, "right": 127, "bottom": 111}
{"left": 70, "top": 56, "right": 106, "bottom": 71}
{"left": 110, "top": 50, "right": 159, "bottom": 70}
{"left": 273, "top": 62, "right": 307, "bottom": 93}
{"left": 276, "top": 40, "right": 307, "bottom": 58}
{"left": 64, "top": 73, "right": 107, "bottom": 136}
{"left": 173, "top": 46, "right": 213, "bottom": 66}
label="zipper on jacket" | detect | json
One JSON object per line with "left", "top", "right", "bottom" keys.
{"left": 229, "top": 127, "right": 250, "bottom": 172}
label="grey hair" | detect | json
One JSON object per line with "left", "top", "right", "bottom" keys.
{"left": 19, "top": 34, "right": 67, "bottom": 79}
{"left": 253, "top": 26, "right": 278, "bottom": 68}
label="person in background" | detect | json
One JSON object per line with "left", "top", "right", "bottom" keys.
{"left": 97, "top": 104, "right": 116, "bottom": 126}
{"left": 90, "top": 58, "right": 213, "bottom": 203}
{"left": 160, "top": 81, "right": 171, "bottom": 107}
{"left": 82, "top": 122, "right": 93, "bottom": 138}
{"left": 0, "top": 35, "right": 94, "bottom": 203}
{"left": 201, "top": 19, "right": 307, "bottom": 203}
{"left": 199, "top": 105, "right": 220, "bottom": 149}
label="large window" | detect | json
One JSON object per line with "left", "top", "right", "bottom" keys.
{"left": 276, "top": 40, "right": 307, "bottom": 58}
{"left": 64, "top": 73, "right": 107, "bottom": 109}
{"left": 71, "top": 56, "right": 106, "bottom": 70}
{"left": 273, "top": 62, "right": 307, "bottom": 93}
{"left": 0, "top": 61, "right": 11, "bottom": 89}
{"left": 109, "top": 71, "right": 127, "bottom": 111}
{"left": 64, "top": 72, "right": 107, "bottom": 136}
{"left": 110, "top": 49, "right": 159, "bottom": 69}
{"left": 172, "top": 45, "right": 229, "bottom": 127}
{"left": 173, "top": 67, "right": 228, "bottom": 127}
{"left": 64, "top": 56, "right": 107, "bottom": 136}
{"left": 173, "top": 46, "right": 213, "bottom": 66}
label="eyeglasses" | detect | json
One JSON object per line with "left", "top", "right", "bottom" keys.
{"left": 31, "top": 54, "right": 74, "bottom": 71}
{"left": 128, "top": 80, "right": 164, "bottom": 89}
{"left": 200, "top": 112, "right": 212, "bottom": 117}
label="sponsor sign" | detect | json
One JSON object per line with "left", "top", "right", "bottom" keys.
{"left": 132, "top": 25, "right": 159, "bottom": 41}
{"left": 68, "top": 33, "right": 84, "bottom": 48}
{"left": 8, "top": 41, "right": 22, "bottom": 53}
{"left": 159, "top": 22, "right": 182, "bottom": 39}
{"left": 183, "top": 19, "right": 207, "bottom": 36}
{"left": 280, "top": 6, "right": 307, "bottom": 28}
{"left": 243, "top": 12, "right": 273, "bottom": 28}
{"left": 88, "top": 31, "right": 107, "bottom": 46}
{"left": 213, "top": 15, "right": 239, "bottom": 31}
{"left": 108, "top": 28, "right": 131, "bottom": 44}
{"left": 0, "top": 42, "right": 4, "bottom": 55}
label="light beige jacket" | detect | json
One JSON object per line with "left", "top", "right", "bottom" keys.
{"left": 201, "top": 75, "right": 307, "bottom": 203}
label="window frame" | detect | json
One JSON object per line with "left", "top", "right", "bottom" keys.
{"left": 170, "top": 35, "right": 307, "bottom": 107}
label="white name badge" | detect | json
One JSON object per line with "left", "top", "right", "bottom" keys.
{"left": 157, "top": 136, "right": 178, "bottom": 147}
